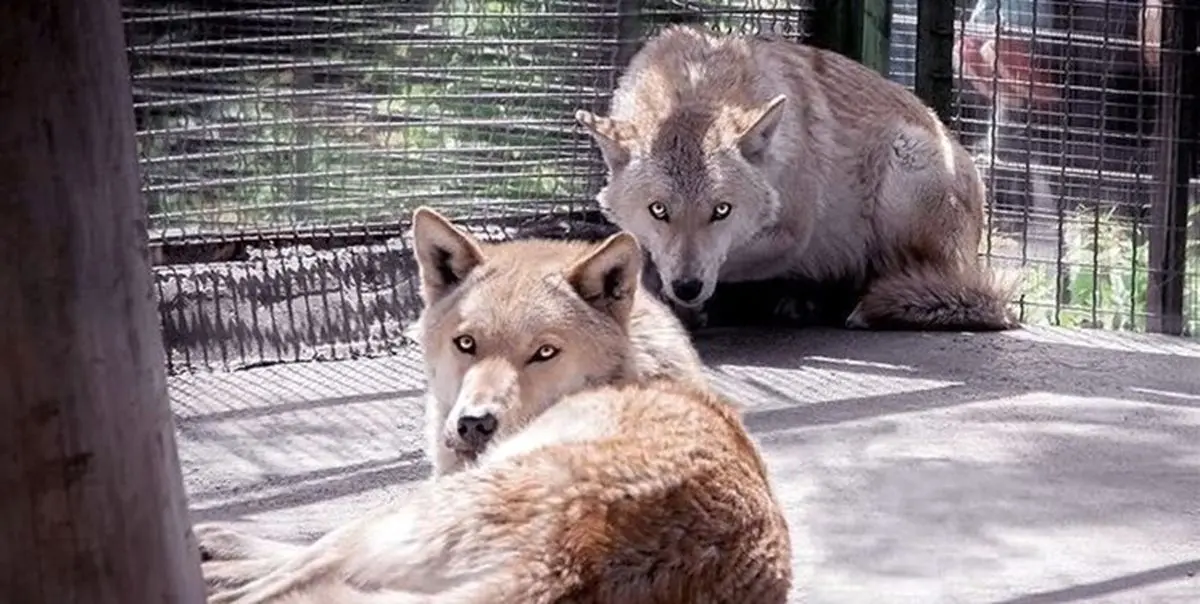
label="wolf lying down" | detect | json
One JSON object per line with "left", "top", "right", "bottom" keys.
{"left": 194, "top": 208, "right": 794, "bottom": 604}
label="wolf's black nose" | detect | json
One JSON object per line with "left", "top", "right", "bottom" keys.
{"left": 671, "top": 279, "right": 704, "bottom": 302}
{"left": 457, "top": 413, "right": 498, "bottom": 448}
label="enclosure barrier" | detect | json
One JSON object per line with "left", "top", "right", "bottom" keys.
{"left": 121, "top": 0, "right": 1200, "bottom": 374}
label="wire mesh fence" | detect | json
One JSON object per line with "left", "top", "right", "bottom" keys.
{"left": 126, "top": 0, "right": 818, "bottom": 373}
{"left": 891, "top": 0, "right": 1199, "bottom": 336}
{"left": 125, "top": 0, "right": 813, "bottom": 241}
{"left": 124, "top": 0, "right": 1199, "bottom": 374}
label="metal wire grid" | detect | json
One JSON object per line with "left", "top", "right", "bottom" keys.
{"left": 128, "top": 0, "right": 1196, "bottom": 374}
{"left": 891, "top": 0, "right": 1198, "bottom": 335}
{"left": 123, "top": 0, "right": 813, "bottom": 243}
{"left": 131, "top": 1, "right": 817, "bottom": 373}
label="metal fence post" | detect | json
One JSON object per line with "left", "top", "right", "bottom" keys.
{"left": 813, "top": 0, "right": 892, "bottom": 76}
{"left": 914, "top": 0, "right": 955, "bottom": 124}
{"left": 1147, "top": 2, "right": 1199, "bottom": 335}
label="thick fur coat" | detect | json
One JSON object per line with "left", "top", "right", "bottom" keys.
{"left": 576, "top": 25, "right": 1019, "bottom": 331}
{"left": 193, "top": 208, "right": 793, "bottom": 603}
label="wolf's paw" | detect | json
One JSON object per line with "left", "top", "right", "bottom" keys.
{"left": 195, "top": 523, "right": 259, "bottom": 562}
{"left": 774, "top": 296, "right": 820, "bottom": 324}
{"left": 844, "top": 303, "right": 870, "bottom": 329}
{"left": 201, "top": 559, "right": 258, "bottom": 595}
{"left": 997, "top": 306, "right": 1021, "bottom": 331}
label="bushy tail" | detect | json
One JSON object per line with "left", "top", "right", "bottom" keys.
{"left": 848, "top": 263, "right": 1021, "bottom": 332}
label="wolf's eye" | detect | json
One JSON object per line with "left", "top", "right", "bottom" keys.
{"left": 453, "top": 335, "right": 476, "bottom": 355}
{"left": 528, "top": 344, "right": 560, "bottom": 363}
{"left": 711, "top": 202, "right": 732, "bottom": 222}
{"left": 648, "top": 202, "right": 669, "bottom": 222}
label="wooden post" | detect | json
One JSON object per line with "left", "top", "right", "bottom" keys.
{"left": 0, "top": 1, "right": 206, "bottom": 603}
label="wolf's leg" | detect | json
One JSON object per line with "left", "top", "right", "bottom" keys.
{"left": 204, "top": 528, "right": 516, "bottom": 604}
{"left": 206, "top": 470, "right": 541, "bottom": 604}
{"left": 205, "top": 554, "right": 331, "bottom": 604}
{"left": 211, "top": 578, "right": 491, "bottom": 604}
{"left": 703, "top": 278, "right": 860, "bottom": 329}
{"left": 195, "top": 523, "right": 307, "bottom": 562}
{"left": 203, "top": 558, "right": 294, "bottom": 595}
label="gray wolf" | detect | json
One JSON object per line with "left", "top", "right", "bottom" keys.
{"left": 575, "top": 25, "right": 1019, "bottom": 331}
{"left": 407, "top": 206, "right": 707, "bottom": 476}
{"left": 195, "top": 382, "right": 793, "bottom": 602}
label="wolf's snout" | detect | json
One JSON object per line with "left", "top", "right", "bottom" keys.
{"left": 670, "top": 279, "right": 704, "bottom": 303}
{"left": 456, "top": 412, "right": 498, "bottom": 448}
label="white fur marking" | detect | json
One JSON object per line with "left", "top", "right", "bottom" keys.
{"left": 686, "top": 61, "right": 706, "bottom": 87}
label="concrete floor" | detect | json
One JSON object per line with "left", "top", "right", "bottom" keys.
{"left": 172, "top": 325, "right": 1200, "bottom": 603}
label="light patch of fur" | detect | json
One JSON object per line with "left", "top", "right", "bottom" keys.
{"left": 575, "top": 25, "right": 1019, "bottom": 331}
{"left": 197, "top": 380, "right": 794, "bottom": 604}
{"left": 406, "top": 207, "right": 707, "bottom": 476}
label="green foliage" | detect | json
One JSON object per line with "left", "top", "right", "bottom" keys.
{"left": 1009, "top": 201, "right": 1200, "bottom": 335}
{"left": 133, "top": 0, "right": 619, "bottom": 233}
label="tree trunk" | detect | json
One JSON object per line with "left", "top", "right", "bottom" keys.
{"left": 0, "top": 1, "right": 206, "bottom": 603}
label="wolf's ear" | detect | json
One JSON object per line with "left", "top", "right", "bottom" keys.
{"left": 411, "top": 206, "right": 485, "bottom": 306}
{"left": 567, "top": 232, "right": 643, "bottom": 323}
{"left": 736, "top": 94, "right": 787, "bottom": 162}
{"left": 575, "top": 110, "right": 632, "bottom": 173}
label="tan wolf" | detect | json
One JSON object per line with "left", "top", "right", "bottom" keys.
{"left": 193, "top": 209, "right": 794, "bottom": 602}
{"left": 405, "top": 206, "right": 707, "bottom": 476}
{"left": 574, "top": 25, "right": 1019, "bottom": 331}
{"left": 197, "top": 380, "right": 793, "bottom": 603}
